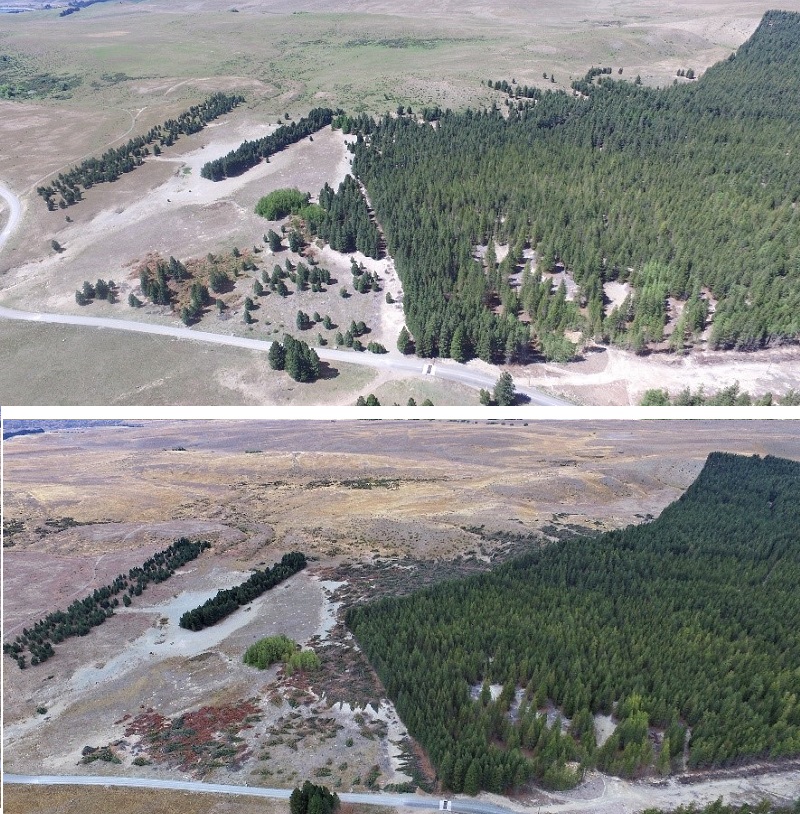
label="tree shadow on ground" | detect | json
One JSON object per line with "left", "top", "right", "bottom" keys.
{"left": 318, "top": 362, "right": 339, "bottom": 380}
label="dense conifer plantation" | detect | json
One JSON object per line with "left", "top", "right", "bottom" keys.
{"left": 347, "top": 453, "right": 800, "bottom": 792}
{"left": 350, "top": 11, "right": 800, "bottom": 358}
{"left": 317, "top": 175, "right": 381, "bottom": 259}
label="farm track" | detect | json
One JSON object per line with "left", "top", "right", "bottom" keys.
{"left": 0, "top": 180, "right": 22, "bottom": 256}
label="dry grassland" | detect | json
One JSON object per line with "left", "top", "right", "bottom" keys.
{"left": 4, "top": 785, "right": 396, "bottom": 814}
{"left": 4, "top": 420, "right": 800, "bottom": 806}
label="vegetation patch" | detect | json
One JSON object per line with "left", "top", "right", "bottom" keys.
{"left": 268, "top": 713, "right": 344, "bottom": 751}
{"left": 123, "top": 700, "right": 261, "bottom": 775}
{"left": 255, "top": 189, "right": 311, "bottom": 221}
{"left": 80, "top": 745, "right": 121, "bottom": 765}
{"left": 244, "top": 634, "right": 322, "bottom": 675}
{"left": 347, "top": 453, "right": 800, "bottom": 792}
{"left": 0, "top": 53, "right": 81, "bottom": 99}
{"left": 244, "top": 634, "right": 299, "bottom": 669}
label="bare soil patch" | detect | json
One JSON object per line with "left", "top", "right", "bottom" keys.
{"left": 518, "top": 343, "right": 800, "bottom": 405}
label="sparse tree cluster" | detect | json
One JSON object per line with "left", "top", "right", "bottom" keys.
{"left": 138, "top": 257, "right": 183, "bottom": 306}
{"left": 488, "top": 79, "right": 543, "bottom": 100}
{"left": 349, "top": 257, "right": 381, "bottom": 293}
{"left": 289, "top": 782, "right": 340, "bottom": 814}
{"left": 268, "top": 335, "right": 321, "bottom": 382}
{"left": 75, "top": 278, "right": 117, "bottom": 306}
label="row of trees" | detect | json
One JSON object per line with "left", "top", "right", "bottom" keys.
{"left": 179, "top": 552, "right": 307, "bottom": 631}
{"left": 641, "top": 382, "right": 800, "bottom": 406}
{"left": 58, "top": 0, "right": 114, "bottom": 17}
{"left": 200, "top": 107, "right": 336, "bottom": 180}
{"left": 37, "top": 93, "right": 243, "bottom": 209}
{"left": 4, "top": 539, "right": 210, "bottom": 669}
{"left": 347, "top": 452, "right": 800, "bottom": 792}
{"left": 348, "top": 11, "right": 800, "bottom": 359}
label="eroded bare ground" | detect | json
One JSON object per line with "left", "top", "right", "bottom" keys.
{"left": 4, "top": 420, "right": 800, "bottom": 808}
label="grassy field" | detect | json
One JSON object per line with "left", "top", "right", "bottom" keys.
{"left": 0, "top": 320, "right": 383, "bottom": 404}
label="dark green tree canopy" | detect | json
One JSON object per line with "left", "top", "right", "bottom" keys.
{"left": 348, "top": 11, "right": 800, "bottom": 359}
{"left": 347, "top": 453, "right": 800, "bottom": 792}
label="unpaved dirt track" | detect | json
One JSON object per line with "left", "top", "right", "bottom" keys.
{"left": 0, "top": 304, "right": 570, "bottom": 405}
{"left": 0, "top": 180, "right": 22, "bottom": 255}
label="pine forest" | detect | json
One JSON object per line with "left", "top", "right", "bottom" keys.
{"left": 346, "top": 11, "right": 800, "bottom": 361}
{"left": 347, "top": 453, "right": 800, "bottom": 793}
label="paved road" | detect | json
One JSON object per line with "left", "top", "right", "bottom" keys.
{"left": 0, "top": 305, "right": 571, "bottom": 405}
{"left": 7, "top": 770, "right": 799, "bottom": 814}
{"left": 3, "top": 774, "right": 514, "bottom": 814}
{"left": 0, "top": 181, "right": 22, "bottom": 255}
